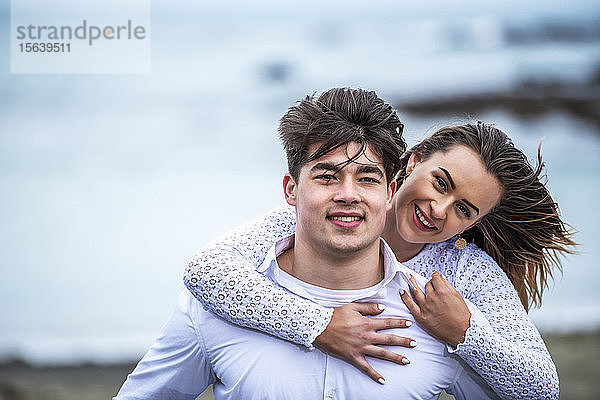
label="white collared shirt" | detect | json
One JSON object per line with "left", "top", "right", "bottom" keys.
{"left": 115, "top": 235, "right": 498, "bottom": 400}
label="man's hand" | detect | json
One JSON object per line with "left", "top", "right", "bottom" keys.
{"left": 400, "top": 272, "right": 471, "bottom": 348}
{"left": 313, "top": 302, "right": 415, "bottom": 384}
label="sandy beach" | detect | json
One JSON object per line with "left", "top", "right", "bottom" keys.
{"left": 0, "top": 331, "right": 597, "bottom": 400}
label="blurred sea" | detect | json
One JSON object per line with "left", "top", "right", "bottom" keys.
{"left": 1, "top": 0, "right": 599, "bottom": 366}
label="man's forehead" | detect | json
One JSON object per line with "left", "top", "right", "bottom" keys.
{"left": 307, "top": 142, "right": 384, "bottom": 168}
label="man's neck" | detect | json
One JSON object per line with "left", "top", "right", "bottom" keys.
{"left": 276, "top": 239, "right": 384, "bottom": 290}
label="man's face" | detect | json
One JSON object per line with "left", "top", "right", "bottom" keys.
{"left": 284, "top": 142, "right": 395, "bottom": 258}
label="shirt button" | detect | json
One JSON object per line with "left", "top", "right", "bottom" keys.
{"left": 327, "top": 390, "right": 335, "bottom": 398}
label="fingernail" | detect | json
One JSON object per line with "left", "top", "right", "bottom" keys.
{"left": 402, "top": 358, "right": 410, "bottom": 365}
{"left": 410, "top": 340, "right": 417, "bottom": 347}
{"left": 378, "top": 377, "right": 386, "bottom": 385}
{"left": 399, "top": 289, "right": 405, "bottom": 295}
{"left": 378, "top": 304, "right": 386, "bottom": 311}
{"left": 405, "top": 320, "right": 412, "bottom": 327}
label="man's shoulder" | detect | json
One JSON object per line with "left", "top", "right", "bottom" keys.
{"left": 424, "top": 239, "right": 491, "bottom": 261}
{"left": 380, "top": 240, "right": 431, "bottom": 288}
{"left": 411, "top": 239, "right": 496, "bottom": 273}
{"left": 175, "top": 290, "right": 219, "bottom": 327}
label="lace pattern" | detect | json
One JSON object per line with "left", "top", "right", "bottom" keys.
{"left": 185, "top": 206, "right": 332, "bottom": 347}
{"left": 184, "top": 205, "right": 558, "bottom": 400}
{"left": 406, "top": 240, "right": 559, "bottom": 399}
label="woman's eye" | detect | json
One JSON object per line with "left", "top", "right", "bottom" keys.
{"left": 435, "top": 176, "right": 447, "bottom": 192}
{"left": 457, "top": 203, "right": 471, "bottom": 218}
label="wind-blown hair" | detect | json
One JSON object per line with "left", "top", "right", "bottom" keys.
{"left": 279, "top": 88, "right": 406, "bottom": 184}
{"left": 396, "top": 122, "right": 576, "bottom": 311}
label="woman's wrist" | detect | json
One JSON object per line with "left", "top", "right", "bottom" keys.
{"left": 447, "top": 310, "right": 471, "bottom": 348}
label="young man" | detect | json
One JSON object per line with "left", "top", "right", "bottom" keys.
{"left": 114, "top": 88, "right": 496, "bottom": 399}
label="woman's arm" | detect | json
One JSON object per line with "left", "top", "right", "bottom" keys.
{"left": 184, "top": 204, "right": 413, "bottom": 383}
{"left": 184, "top": 205, "right": 332, "bottom": 346}
{"left": 454, "top": 249, "right": 559, "bottom": 400}
{"left": 405, "top": 245, "right": 559, "bottom": 400}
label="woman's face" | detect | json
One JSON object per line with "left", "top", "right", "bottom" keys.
{"left": 392, "top": 145, "right": 503, "bottom": 245}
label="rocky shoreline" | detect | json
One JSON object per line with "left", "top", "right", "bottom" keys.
{"left": 395, "top": 78, "right": 600, "bottom": 128}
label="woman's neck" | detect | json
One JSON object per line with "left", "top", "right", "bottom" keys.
{"left": 382, "top": 208, "right": 427, "bottom": 262}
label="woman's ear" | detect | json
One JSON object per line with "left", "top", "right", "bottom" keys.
{"left": 283, "top": 173, "right": 297, "bottom": 206}
{"left": 405, "top": 152, "right": 421, "bottom": 176}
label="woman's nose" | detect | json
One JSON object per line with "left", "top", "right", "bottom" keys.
{"left": 431, "top": 198, "right": 451, "bottom": 219}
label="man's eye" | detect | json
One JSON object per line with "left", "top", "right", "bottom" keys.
{"left": 360, "top": 177, "right": 380, "bottom": 184}
{"left": 317, "top": 174, "right": 335, "bottom": 181}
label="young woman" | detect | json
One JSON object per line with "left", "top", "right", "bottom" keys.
{"left": 184, "top": 122, "right": 575, "bottom": 400}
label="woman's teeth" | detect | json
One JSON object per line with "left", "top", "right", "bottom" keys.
{"left": 415, "top": 207, "right": 436, "bottom": 229}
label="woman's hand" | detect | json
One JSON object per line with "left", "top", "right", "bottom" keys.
{"left": 313, "top": 302, "right": 415, "bottom": 384}
{"left": 400, "top": 272, "right": 471, "bottom": 348}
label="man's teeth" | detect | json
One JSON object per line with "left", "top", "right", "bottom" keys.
{"left": 415, "top": 207, "right": 436, "bottom": 229}
{"left": 329, "top": 216, "right": 362, "bottom": 222}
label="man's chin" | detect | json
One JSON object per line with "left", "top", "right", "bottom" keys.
{"left": 321, "top": 239, "right": 375, "bottom": 256}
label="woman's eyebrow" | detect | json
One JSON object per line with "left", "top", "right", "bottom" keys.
{"left": 464, "top": 200, "right": 480, "bottom": 215}
{"left": 438, "top": 167, "right": 455, "bottom": 189}
{"left": 439, "top": 166, "right": 480, "bottom": 215}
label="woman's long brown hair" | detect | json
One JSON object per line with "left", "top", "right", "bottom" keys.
{"left": 396, "top": 122, "right": 577, "bottom": 311}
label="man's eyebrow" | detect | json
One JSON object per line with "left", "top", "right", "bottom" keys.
{"left": 439, "top": 167, "right": 455, "bottom": 190}
{"left": 357, "top": 165, "right": 383, "bottom": 177}
{"left": 310, "top": 162, "right": 383, "bottom": 178}
{"left": 439, "top": 166, "right": 480, "bottom": 215}
{"left": 310, "top": 162, "right": 338, "bottom": 173}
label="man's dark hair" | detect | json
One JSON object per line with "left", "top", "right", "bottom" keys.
{"left": 279, "top": 88, "right": 406, "bottom": 183}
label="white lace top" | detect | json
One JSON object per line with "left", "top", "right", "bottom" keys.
{"left": 184, "top": 205, "right": 559, "bottom": 400}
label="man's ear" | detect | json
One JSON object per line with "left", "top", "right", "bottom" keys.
{"left": 283, "top": 173, "right": 297, "bottom": 206}
{"left": 386, "top": 180, "right": 397, "bottom": 210}
{"left": 405, "top": 152, "right": 421, "bottom": 176}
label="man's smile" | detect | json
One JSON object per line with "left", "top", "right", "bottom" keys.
{"left": 327, "top": 212, "right": 364, "bottom": 228}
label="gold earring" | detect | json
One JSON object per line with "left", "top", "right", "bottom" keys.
{"left": 454, "top": 234, "right": 467, "bottom": 250}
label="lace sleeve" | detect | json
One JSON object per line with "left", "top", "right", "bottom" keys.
{"left": 183, "top": 204, "right": 333, "bottom": 348}
{"left": 450, "top": 245, "right": 559, "bottom": 400}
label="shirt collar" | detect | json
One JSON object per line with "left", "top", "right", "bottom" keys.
{"left": 256, "top": 234, "right": 416, "bottom": 305}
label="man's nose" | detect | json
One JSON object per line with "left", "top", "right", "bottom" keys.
{"left": 333, "top": 180, "right": 361, "bottom": 204}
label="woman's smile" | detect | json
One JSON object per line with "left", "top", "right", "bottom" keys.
{"left": 413, "top": 204, "right": 438, "bottom": 232}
